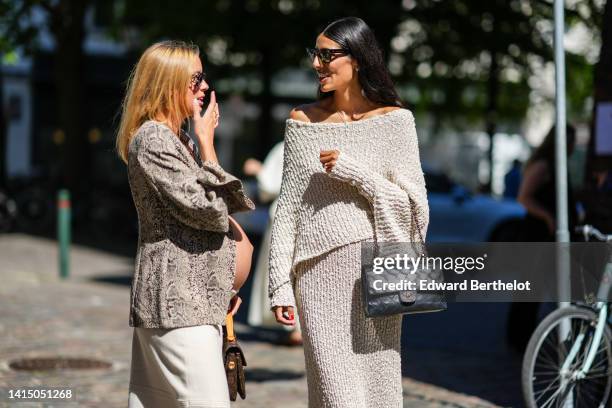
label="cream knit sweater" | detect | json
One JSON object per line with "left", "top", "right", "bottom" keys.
{"left": 268, "top": 108, "right": 429, "bottom": 308}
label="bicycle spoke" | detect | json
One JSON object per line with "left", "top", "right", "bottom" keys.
{"left": 541, "top": 337, "right": 564, "bottom": 367}
{"left": 527, "top": 311, "right": 612, "bottom": 408}
{"left": 575, "top": 382, "right": 598, "bottom": 407}
{"left": 582, "top": 381, "right": 605, "bottom": 395}
{"left": 585, "top": 359, "right": 610, "bottom": 373}
{"left": 536, "top": 351, "right": 562, "bottom": 370}
{"left": 580, "top": 371, "right": 612, "bottom": 380}
{"left": 540, "top": 386, "right": 563, "bottom": 408}
{"left": 577, "top": 381, "right": 605, "bottom": 407}
{"left": 586, "top": 347, "right": 610, "bottom": 373}
{"left": 543, "top": 332, "right": 562, "bottom": 356}
{"left": 534, "top": 370, "right": 563, "bottom": 376}
{"left": 534, "top": 377, "right": 561, "bottom": 404}
{"left": 555, "top": 383, "right": 575, "bottom": 408}
{"left": 534, "top": 376, "right": 562, "bottom": 386}
{"left": 581, "top": 373, "right": 605, "bottom": 387}
{"left": 537, "top": 349, "right": 558, "bottom": 369}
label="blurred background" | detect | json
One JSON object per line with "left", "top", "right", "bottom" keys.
{"left": 1, "top": 1, "right": 611, "bottom": 407}
{"left": 0, "top": 0, "right": 609, "bottom": 240}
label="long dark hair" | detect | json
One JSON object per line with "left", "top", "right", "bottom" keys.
{"left": 318, "top": 17, "right": 403, "bottom": 107}
{"left": 526, "top": 125, "right": 576, "bottom": 168}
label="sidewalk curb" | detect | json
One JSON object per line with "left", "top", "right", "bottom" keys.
{"left": 403, "top": 378, "right": 502, "bottom": 407}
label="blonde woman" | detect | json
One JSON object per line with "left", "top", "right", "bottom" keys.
{"left": 116, "top": 40, "right": 255, "bottom": 408}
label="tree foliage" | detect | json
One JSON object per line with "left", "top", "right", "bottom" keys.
{"left": 396, "top": 0, "right": 603, "bottom": 125}
{"left": 0, "top": 0, "right": 91, "bottom": 193}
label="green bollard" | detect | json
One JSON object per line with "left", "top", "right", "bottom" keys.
{"left": 57, "top": 189, "right": 71, "bottom": 279}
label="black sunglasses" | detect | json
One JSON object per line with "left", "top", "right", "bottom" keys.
{"left": 306, "top": 47, "right": 349, "bottom": 64}
{"left": 190, "top": 71, "right": 207, "bottom": 90}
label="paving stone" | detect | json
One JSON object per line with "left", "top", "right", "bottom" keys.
{"left": 0, "top": 234, "right": 500, "bottom": 408}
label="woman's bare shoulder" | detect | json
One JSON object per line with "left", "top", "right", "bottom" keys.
{"left": 289, "top": 105, "right": 312, "bottom": 122}
{"left": 381, "top": 106, "right": 402, "bottom": 114}
{"left": 289, "top": 100, "right": 335, "bottom": 123}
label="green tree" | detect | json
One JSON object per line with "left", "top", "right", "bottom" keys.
{"left": 0, "top": 51, "right": 7, "bottom": 189}
{"left": 119, "top": 0, "right": 404, "bottom": 158}
{"left": 0, "top": 0, "right": 90, "bottom": 195}
{"left": 0, "top": 0, "right": 39, "bottom": 188}
{"left": 396, "top": 0, "right": 602, "bottom": 190}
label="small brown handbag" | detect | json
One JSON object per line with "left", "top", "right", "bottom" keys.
{"left": 223, "top": 313, "right": 247, "bottom": 401}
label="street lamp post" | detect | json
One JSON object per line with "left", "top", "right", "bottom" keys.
{"left": 554, "top": 0, "right": 573, "bottom": 405}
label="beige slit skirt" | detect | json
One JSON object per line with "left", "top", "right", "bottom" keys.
{"left": 128, "top": 324, "right": 229, "bottom": 408}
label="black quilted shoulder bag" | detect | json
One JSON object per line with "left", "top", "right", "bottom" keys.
{"left": 362, "top": 197, "right": 447, "bottom": 317}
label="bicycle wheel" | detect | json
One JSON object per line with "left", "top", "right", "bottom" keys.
{"left": 522, "top": 306, "right": 612, "bottom": 408}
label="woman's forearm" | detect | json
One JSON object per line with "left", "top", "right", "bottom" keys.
{"left": 198, "top": 141, "right": 218, "bottom": 164}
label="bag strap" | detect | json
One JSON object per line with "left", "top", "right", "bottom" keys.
{"left": 225, "top": 313, "right": 236, "bottom": 342}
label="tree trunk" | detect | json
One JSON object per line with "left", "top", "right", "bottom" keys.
{"left": 595, "top": 0, "right": 612, "bottom": 101}
{"left": 258, "top": 47, "right": 275, "bottom": 160}
{"left": 0, "top": 54, "right": 6, "bottom": 189}
{"left": 48, "top": 0, "right": 88, "bottom": 196}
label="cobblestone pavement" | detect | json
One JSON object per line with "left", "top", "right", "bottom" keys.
{"left": 0, "top": 234, "right": 500, "bottom": 408}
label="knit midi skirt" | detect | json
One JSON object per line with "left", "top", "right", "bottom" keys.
{"left": 293, "top": 240, "right": 403, "bottom": 408}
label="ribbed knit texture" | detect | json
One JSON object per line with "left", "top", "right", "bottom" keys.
{"left": 268, "top": 108, "right": 429, "bottom": 308}
{"left": 295, "top": 241, "right": 403, "bottom": 408}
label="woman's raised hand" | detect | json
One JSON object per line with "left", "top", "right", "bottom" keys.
{"left": 193, "top": 91, "right": 219, "bottom": 161}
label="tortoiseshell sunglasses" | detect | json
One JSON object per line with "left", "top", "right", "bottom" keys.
{"left": 190, "top": 71, "right": 206, "bottom": 90}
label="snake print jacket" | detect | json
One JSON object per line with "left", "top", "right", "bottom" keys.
{"left": 127, "top": 120, "right": 255, "bottom": 328}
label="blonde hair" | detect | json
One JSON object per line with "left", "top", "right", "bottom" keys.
{"left": 116, "top": 40, "right": 199, "bottom": 163}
